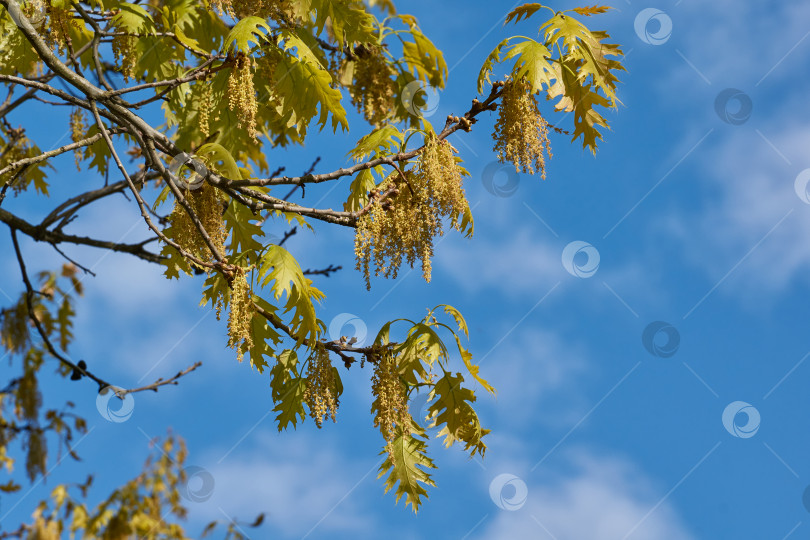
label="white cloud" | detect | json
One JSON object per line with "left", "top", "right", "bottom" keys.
{"left": 483, "top": 328, "right": 591, "bottom": 429}
{"left": 639, "top": 0, "right": 810, "bottom": 299}
{"left": 436, "top": 227, "right": 564, "bottom": 297}
{"left": 656, "top": 1, "right": 810, "bottom": 92}
{"left": 187, "top": 431, "right": 377, "bottom": 539}
{"left": 476, "top": 450, "right": 695, "bottom": 540}
{"left": 664, "top": 111, "right": 810, "bottom": 297}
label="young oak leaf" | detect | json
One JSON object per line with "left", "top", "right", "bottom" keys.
{"left": 278, "top": 29, "right": 327, "bottom": 69}
{"left": 571, "top": 5, "right": 612, "bottom": 17}
{"left": 477, "top": 36, "right": 514, "bottom": 93}
{"left": 396, "top": 15, "right": 448, "bottom": 88}
{"left": 272, "top": 377, "right": 307, "bottom": 431}
{"left": 307, "top": 0, "right": 377, "bottom": 45}
{"left": 200, "top": 271, "right": 229, "bottom": 315}
{"left": 258, "top": 245, "right": 325, "bottom": 346}
{"left": 501, "top": 38, "right": 554, "bottom": 94}
{"left": 448, "top": 331, "right": 495, "bottom": 395}
{"left": 195, "top": 143, "right": 242, "bottom": 180}
{"left": 224, "top": 16, "right": 272, "bottom": 53}
{"left": 244, "top": 297, "right": 281, "bottom": 373}
{"left": 427, "top": 371, "right": 489, "bottom": 458}
{"left": 395, "top": 323, "right": 448, "bottom": 385}
{"left": 504, "top": 3, "right": 548, "bottom": 25}
{"left": 112, "top": 3, "right": 155, "bottom": 33}
{"left": 348, "top": 125, "right": 405, "bottom": 162}
{"left": 438, "top": 304, "right": 468, "bottom": 337}
{"left": 547, "top": 57, "right": 610, "bottom": 152}
{"left": 270, "top": 349, "right": 306, "bottom": 430}
{"left": 224, "top": 200, "right": 264, "bottom": 258}
{"left": 541, "top": 12, "right": 624, "bottom": 104}
{"left": 377, "top": 430, "right": 436, "bottom": 513}
{"left": 344, "top": 167, "right": 381, "bottom": 212}
{"left": 270, "top": 350, "right": 299, "bottom": 402}
{"left": 158, "top": 243, "right": 192, "bottom": 279}
{"left": 274, "top": 54, "right": 348, "bottom": 133}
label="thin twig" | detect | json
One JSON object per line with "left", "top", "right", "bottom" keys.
{"left": 11, "top": 228, "right": 106, "bottom": 389}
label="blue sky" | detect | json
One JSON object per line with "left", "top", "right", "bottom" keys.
{"left": 3, "top": 0, "right": 810, "bottom": 538}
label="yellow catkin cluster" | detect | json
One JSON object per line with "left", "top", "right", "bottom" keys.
{"left": 354, "top": 134, "right": 469, "bottom": 289}
{"left": 112, "top": 35, "right": 137, "bottom": 81}
{"left": 492, "top": 79, "right": 552, "bottom": 178}
{"left": 227, "top": 53, "right": 259, "bottom": 140}
{"left": 2, "top": 135, "right": 39, "bottom": 194}
{"left": 349, "top": 47, "right": 397, "bottom": 126}
{"left": 16, "top": 369, "right": 40, "bottom": 422}
{"left": 25, "top": 429, "right": 46, "bottom": 482}
{"left": 212, "top": 0, "right": 293, "bottom": 21}
{"left": 197, "top": 78, "right": 212, "bottom": 138}
{"left": 69, "top": 107, "right": 85, "bottom": 171}
{"left": 227, "top": 269, "right": 253, "bottom": 363}
{"left": 22, "top": 0, "right": 45, "bottom": 23}
{"left": 0, "top": 298, "right": 30, "bottom": 354}
{"left": 29, "top": 509, "right": 61, "bottom": 540}
{"left": 371, "top": 352, "right": 410, "bottom": 457}
{"left": 303, "top": 346, "right": 339, "bottom": 428}
{"left": 167, "top": 183, "right": 226, "bottom": 263}
{"left": 45, "top": 3, "right": 75, "bottom": 55}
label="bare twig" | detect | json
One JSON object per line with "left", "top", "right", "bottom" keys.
{"left": 119, "top": 361, "right": 202, "bottom": 396}
{"left": 302, "top": 264, "right": 342, "bottom": 277}
{"left": 11, "top": 228, "right": 107, "bottom": 390}
{"left": 0, "top": 207, "right": 163, "bottom": 263}
{"left": 10, "top": 229, "right": 202, "bottom": 396}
